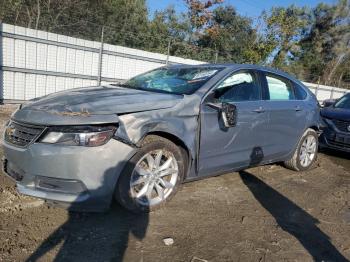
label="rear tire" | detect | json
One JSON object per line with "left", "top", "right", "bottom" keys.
{"left": 115, "top": 135, "right": 185, "bottom": 213}
{"left": 284, "top": 128, "right": 318, "bottom": 171}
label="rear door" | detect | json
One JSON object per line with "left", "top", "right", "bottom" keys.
{"left": 261, "top": 72, "right": 306, "bottom": 161}
{"left": 198, "top": 70, "right": 270, "bottom": 176}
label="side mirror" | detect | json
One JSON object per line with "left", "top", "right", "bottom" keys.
{"left": 221, "top": 102, "right": 237, "bottom": 127}
{"left": 206, "top": 102, "right": 237, "bottom": 128}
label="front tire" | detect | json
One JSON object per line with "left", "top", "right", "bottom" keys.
{"left": 115, "top": 135, "right": 185, "bottom": 213}
{"left": 284, "top": 128, "right": 318, "bottom": 171}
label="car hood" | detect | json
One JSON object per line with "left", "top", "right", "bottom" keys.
{"left": 321, "top": 107, "right": 350, "bottom": 122}
{"left": 22, "top": 85, "right": 182, "bottom": 114}
{"left": 12, "top": 85, "right": 183, "bottom": 125}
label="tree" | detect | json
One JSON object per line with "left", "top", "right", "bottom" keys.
{"left": 263, "top": 5, "right": 309, "bottom": 69}
{"left": 0, "top": 0, "right": 150, "bottom": 46}
{"left": 298, "top": 0, "right": 350, "bottom": 85}
{"left": 199, "top": 6, "right": 275, "bottom": 63}
{"left": 184, "top": 0, "right": 223, "bottom": 41}
{"left": 147, "top": 7, "right": 192, "bottom": 54}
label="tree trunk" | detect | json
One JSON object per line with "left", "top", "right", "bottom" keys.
{"left": 325, "top": 53, "right": 345, "bottom": 85}
{"left": 35, "top": 0, "right": 41, "bottom": 30}
{"left": 337, "top": 71, "right": 344, "bottom": 88}
{"left": 26, "top": 7, "right": 33, "bottom": 28}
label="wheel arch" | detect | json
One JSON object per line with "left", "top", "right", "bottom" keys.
{"left": 139, "top": 131, "right": 192, "bottom": 179}
{"left": 308, "top": 125, "right": 320, "bottom": 133}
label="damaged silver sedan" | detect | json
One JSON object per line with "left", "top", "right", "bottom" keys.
{"left": 2, "top": 64, "right": 321, "bottom": 212}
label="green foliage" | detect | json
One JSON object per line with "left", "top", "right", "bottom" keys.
{"left": 297, "top": 0, "right": 350, "bottom": 86}
{"left": 198, "top": 6, "right": 275, "bottom": 64}
{"left": 0, "top": 0, "right": 150, "bottom": 46}
{"left": 263, "top": 5, "right": 309, "bottom": 69}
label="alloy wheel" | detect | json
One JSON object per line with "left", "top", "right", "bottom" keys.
{"left": 130, "top": 149, "right": 179, "bottom": 206}
{"left": 299, "top": 135, "right": 317, "bottom": 167}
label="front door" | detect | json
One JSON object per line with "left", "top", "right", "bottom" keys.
{"left": 198, "top": 70, "right": 269, "bottom": 176}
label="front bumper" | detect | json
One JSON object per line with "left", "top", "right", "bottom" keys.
{"left": 319, "top": 128, "right": 350, "bottom": 153}
{"left": 1, "top": 138, "right": 136, "bottom": 212}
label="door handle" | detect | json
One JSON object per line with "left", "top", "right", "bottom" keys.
{"left": 295, "top": 106, "right": 303, "bottom": 112}
{"left": 253, "top": 107, "right": 265, "bottom": 113}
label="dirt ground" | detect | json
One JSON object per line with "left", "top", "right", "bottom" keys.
{"left": 0, "top": 105, "right": 349, "bottom": 262}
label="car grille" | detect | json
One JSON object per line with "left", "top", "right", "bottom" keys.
{"left": 4, "top": 121, "right": 45, "bottom": 147}
{"left": 332, "top": 119, "right": 350, "bottom": 132}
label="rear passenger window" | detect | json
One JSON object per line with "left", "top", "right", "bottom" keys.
{"left": 214, "top": 72, "right": 260, "bottom": 102}
{"left": 293, "top": 84, "right": 307, "bottom": 100}
{"left": 266, "top": 75, "right": 295, "bottom": 100}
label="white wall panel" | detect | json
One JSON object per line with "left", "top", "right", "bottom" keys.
{"left": 14, "top": 39, "right": 25, "bottom": 68}
{"left": 36, "top": 75, "right": 47, "bottom": 97}
{"left": 74, "top": 79, "right": 83, "bottom": 88}
{"left": 25, "top": 74, "right": 36, "bottom": 99}
{"left": 36, "top": 29, "right": 48, "bottom": 40}
{"left": 3, "top": 71, "right": 14, "bottom": 99}
{"left": 333, "top": 91, "right": 346, "bottom": 99}
{"left": 3, "top": 38, "right": 15, "bottom": 67}
{"left": 46, "top": 76, "right": 56, "bottom": 94}
{"left": 91, "top": 52, "right": 99, "bottom": 76}
{"left": 25, "top": 41, "right": 37, "bottom": 69}
{"left": 83, "top": 79, "right": 92, "bottom": 87}
{"left": 64, "top": 78, "right": 71, "bottom": 90}
{"left": 13, "top": 72, "right": 25, "bottom": 100}
{"left": 47, "top": 45, "right": 57, "bottom": 71}
{"left": 14, "top": 25, "right": 26, "bottom": 35}
{"left": 83, "top": 51, "right": 93, "bottom": 76}
{"left": 55, "top": 77, "right": 66, "bottom": 92}
{"left": 66, "top": 48, "right": 76, "bottom": 74}
{"left": 114, "top": 56, "right": 124, "bottom": 79}
{"left": 75, "top": 49, "right": 85, "bottom": 75}
{"left": 107, "top": 54, "right": 116, "bottom": 78}
{"left": 2, "top": 24, "right": 15, "bottom": 33}
{"left": 57, "top": 47, "right": 67, "bottom": 73}
{"left": 36, "top": 43, "right": 47, "bottom": 71}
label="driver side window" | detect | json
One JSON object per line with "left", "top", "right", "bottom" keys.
{"left": 214, "top": 72, "right": 260, "bottom": 102}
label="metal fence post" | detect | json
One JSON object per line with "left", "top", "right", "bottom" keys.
{"left": 314, "top": 84, "right": 319, "bottom": 98}
{"left": 314, "top": 77, "right": 320, "bottom": 99}
{"left": 330, "top": 87, "right": 334, "bottom": 99}
{"left": 165, "top": 39, "right": 171, "bottom": 66}
{"left": 214, "top": 51, "right": 218, "bottom": 64}
{"left": 97, "top": 26, "right": 104, "bottom": 86}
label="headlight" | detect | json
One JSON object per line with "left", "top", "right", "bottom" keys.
{"left": 39, "top": 125, "right": 117, "bottom": 147}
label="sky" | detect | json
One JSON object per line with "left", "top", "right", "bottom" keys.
{"left": 147, "top": 0, "right": 337, "bottom": 19}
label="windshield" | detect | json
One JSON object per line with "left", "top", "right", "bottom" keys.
{"left": 120, "top": 67, "right": 223, "bottom": 95}
{"left": 334, "top": 94, "right": 350, "bottom": 109}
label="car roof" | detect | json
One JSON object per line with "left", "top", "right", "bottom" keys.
{"left": 168, "top": 63, "right": 302, "bottom": 85}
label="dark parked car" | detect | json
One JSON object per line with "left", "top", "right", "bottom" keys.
{"left": 2, "top": 64, "right": 321, "bottom": 212}
{"left": 320, "top": 93, "right": 350, "bottom": 152}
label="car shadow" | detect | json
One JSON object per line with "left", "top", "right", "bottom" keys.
{"left": 25, "top": 204, "right": 148, "bottom": 262}
{"left": 25, "top": 163, "right": 149, "bottom": 262}
{"left": 319, "top": 147, "right": 350, "bottom": 171}
{"left": 239, "top": 170, "right": 348, "bottom": 262}
{"left": 320, "top": 147, "right": 350, "bottom": 160}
